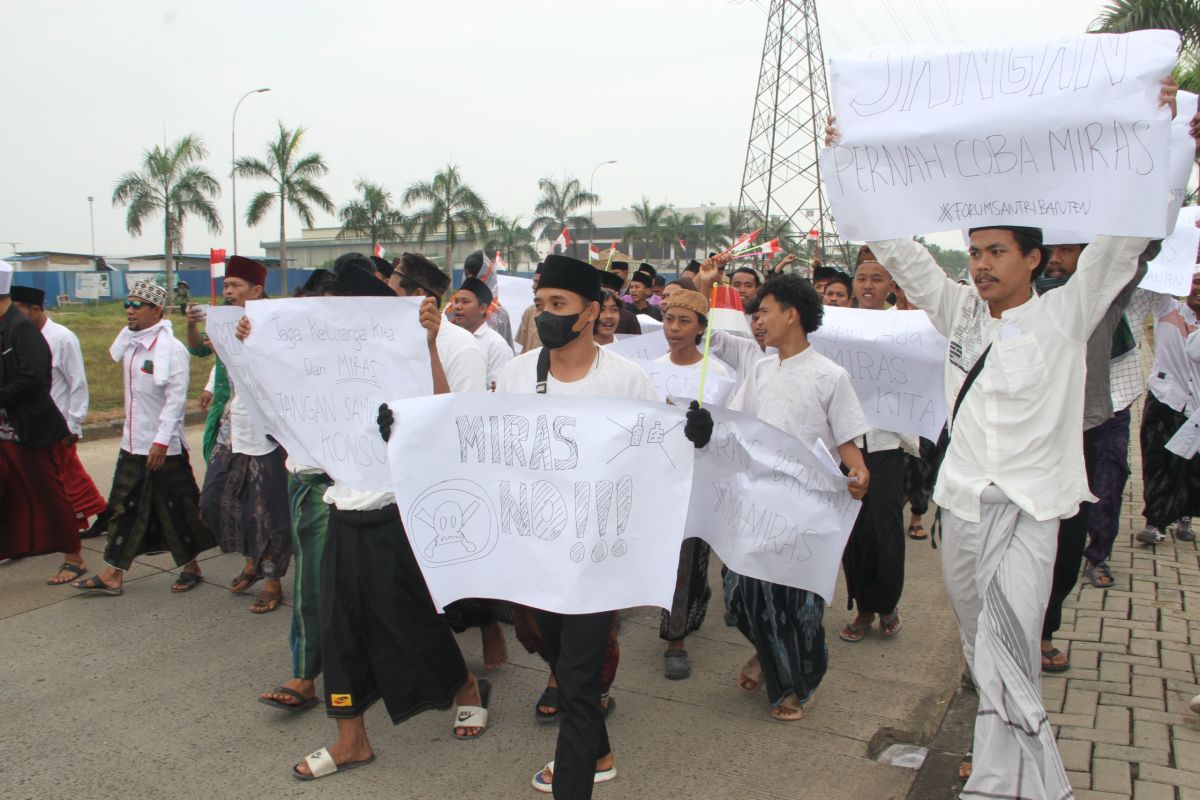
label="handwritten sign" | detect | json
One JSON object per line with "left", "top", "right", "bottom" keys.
{"left": 1140, "top": 206, "right": 1200, "bottom": 296}
{"left": 205, "top": 298, "right": 433, "bottom": 490}
{"left": 386, "top": 392, "right": 694, "bottom": 614}
{"left": 631, "top": 357, "right": 736, "bottom": 407}
{"left": 821, "top": 31, "right": 1180, "bottom": 239}
{"left": 809, "top": 307, "right": 948, "bottom": 440}
{"left": 687, "top": 406, "right": 862, "bottom": 604}
{"left": 1166, "top": 90, "right": 1200, "bottom": 228}
{"left": 606, "top": 331, "right": 670, "bottom": 361}
{"left": 497, "top": 274, "right": 534, "bottom": 350}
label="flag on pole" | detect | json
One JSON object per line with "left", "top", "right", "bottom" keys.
{"left": 494, "top": 249, "right": 509, "bottom": 273}
{"left": 589, "top": 243, "right": 601, "bottom": 260}
{"left": 678, "top": 238, "right": 687, "bottom": 251}
{"left": 708, "top": 285, "right": 752, "bottom": 335}
{"left": 210, "top": 248, "right": 226, "bottom": 279}
{"left": 553, "top": 227, "right": 571, "bottom": 253}
{"left": 374, "top": 243, "right": 386, "bottom": 258}
{"left": 807, "top": 228, "right": 820, "bottom": 241}
{"left": 731, "top": 238, "right": 782, "bottom": 260}
{"left": 717, "top": 227, "right": 762, "bottom": 258}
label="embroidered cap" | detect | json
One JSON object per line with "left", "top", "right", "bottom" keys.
{"left": 129, "top": 279, "right": 168, "bottom": 307}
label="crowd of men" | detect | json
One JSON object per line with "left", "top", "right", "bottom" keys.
{"left": 2, "top": 76, "right": 1200, "bottom": 799}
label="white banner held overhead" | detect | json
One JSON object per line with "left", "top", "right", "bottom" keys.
{"left": 205, "top": 297, "right": 433, "bottom": 490}
{"left": 386, "top": 392, "right": 694, "bottom": 615}
{"left": 821, "top": 31, "right": 1180, "bottom": 240}
{"left": 1140, "top": 206, "right": 1200, "bottom": 296}
{"left": 809, "top": 307, "right": 949, "bottom": 440}
{"left": 686, "top": 406, "right": 862, "bottom": 604}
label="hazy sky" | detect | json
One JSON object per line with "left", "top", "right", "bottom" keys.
{"left": 1, "top": 0, "right": 1112, "bottom": 258}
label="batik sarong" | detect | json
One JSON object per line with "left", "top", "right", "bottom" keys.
{"left": 201, "top": 441, "right": 293, "bottom": 579}
{"left": 660, "top": 537, "right": 711, "bottom": 641}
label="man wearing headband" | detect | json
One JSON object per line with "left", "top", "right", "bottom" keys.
{"left": 452, "top": 275, "right": 513, "bottom": 387}
{"left": 197, "top": 256, "right": 294, "bottom": 612}
{"left": 0, "top": 263, "right": 89, "bottom": 577}
{"left": 492, "top": 255, "right": 656, "bottom": 796}
{"left": 10, "top": 285, "right": 106, "bottom": 582}
{"left": 73, "top": 278, "right": 214, "bottom": 596}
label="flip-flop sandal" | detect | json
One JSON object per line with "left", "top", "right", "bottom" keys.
{"left": 664, "top": 648, "right": 692, "bottom": 680}
{"left": 534, "top": 687, "right": 561, "bottom": 723}
{"left": 1041, "top": 647, "right": 1070, "bottom": 673}
{"left": 1084, "top": 562, "right": 1115, "bottom": 590}
{"left": 229, "top": 571, "right": 261, "bottom": 594}
{"left": 170, "top": 571, "right": 203, "bottom": 593}
{"left": 71, "top": 575, "right": 122, "bottom": 596}
{"left": 959, "top": 752, "right": 973, "bottom": 781}
{"left": 454, "top": 678, "right": 491, "bottom": 740}
{"left": 880, "top": 612, "right": 903, "bottom": 639}
{"left": 839, "top": 622, "right": 868, "bottom": 642}
{"left": 47, "top": 562, "right": 87, "bottom": 585}
{"left": 532, "top": 760, "right": 617, "bottom": 793}
{"left": 260, "top": 686, "right": 319, "bottom": 712}
{"left": 250, "top": 589, "right": 283, "bottom": 614}
{"left": 601, "top": 693, "right": 616, "bottom": 719}
{"left": 908, "top": 523, "right": 928, "bottom": 540}
{"left": 770, "top": 695, "right": 815, "bottom": 722}
{"left": 292, "top": 747, "right": 375, "bottom": 781}
{"left": 737, "top": 658, "right": 763, "bottom": 692}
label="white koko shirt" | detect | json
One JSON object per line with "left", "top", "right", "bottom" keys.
{"left": 119, "top": 327, "right": 190, "bottom": 456}
{"left": 471, "top": 321, "right": 515, "bottom": 387}
{"left": 870, "top": 234, "right": 1149, "bottom": 523}
{"left": 41, "top": 317, "right": 88, "bottom": 436}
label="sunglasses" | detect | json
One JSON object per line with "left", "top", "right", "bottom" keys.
{"left": 123, "top": 300, "right": 154, "bottom": 309}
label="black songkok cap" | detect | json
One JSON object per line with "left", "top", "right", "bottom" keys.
{"left": 399, "top": 253, "right": 451, "bottom": 298}
{"left": 598, "top": 270, "right": 624, "bottom": 293}
{"left": 610, "top": 261, "right": 629, "bottom": 272}
{"left": 629, "top": 271, "right": 653, "bottom": 289}
{"left": 331, "top": 263, "right": 395, "bottom": 298}
{"left": 302, "top": 268, "right": 332, "bottom": 294}
{"left": 10, "top": 285, "right": 45, "bottom": 306}
{"left": 334, "top": 252, "right": 375, "bottom": 277}
{"left": 371, "top": 256, "right": 394, "bottom": 280}
{"left": 637, "top": 263, "right": 657, "bottom": 278}
{"left": 684, "top": 259, "right": 701, "bottom": 274}
{"left": 812, "top": 265, "right": 838, "bottom": 282}
{"left": 463, "top": 250, "right": 485, "bottom": 277}
{"left": 458, "top": 276, "right": 493, "bottom": 306}
{"left": 534, "top": 261, "right": 544, "bottom": 275}
{"left": 538, "top": 255, "right": 602, "bottom": 303}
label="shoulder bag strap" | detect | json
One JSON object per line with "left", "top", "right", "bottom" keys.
{"left": 950, "top": 343, "right": 992, "bottom": 432}
{"left": 535, "top": 347, "right": 551, "bottom": 394}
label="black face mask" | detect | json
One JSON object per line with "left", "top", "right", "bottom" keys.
{"left": 535, "top": 310, "right": 584, "bottom": 350}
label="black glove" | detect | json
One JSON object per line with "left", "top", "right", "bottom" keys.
{"left": 684, "top": 400, "right": 714, "bottom": 449}
{"left": 377, "top": 403, "right": 395, "bottom": 442}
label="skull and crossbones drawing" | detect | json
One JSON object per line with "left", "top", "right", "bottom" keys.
{"left": 417, "top": 500, "right": 480, "bottom": 560}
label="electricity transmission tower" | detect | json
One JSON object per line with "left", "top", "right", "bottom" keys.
{"left": 735, "top": 0, "right": 853, "bottom": 270}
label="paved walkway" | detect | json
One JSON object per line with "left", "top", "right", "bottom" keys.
{"left": 1, "top": 426, "right": 965, "bottom": 800}
{"left": 1046, "top": 399, "right": 1200, "bottom": 800}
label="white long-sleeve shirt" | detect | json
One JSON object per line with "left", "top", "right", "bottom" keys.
{"left": 120, "top": 328, "right": 190, "bottom": 455}
{"left": 472, "top": 322, "right": 515, "bottom": 387}
{"left": 870, "top": 235, "right": 1149, "bottom": 523}
{"left": 1140, "top": 291, "right": 1200, "bottom": 415}
{"left": 41, "top": 317, "right": 88, "bottom": 436}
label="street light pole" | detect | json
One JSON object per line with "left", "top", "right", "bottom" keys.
{"left": 231, "top": 87, "right": 271, "bottom": 255}
{"left": 87, "top": 196, "right": 96, "bottom": 256}
{"left": 589, "top": 160, "right": 617, "bottom": 254}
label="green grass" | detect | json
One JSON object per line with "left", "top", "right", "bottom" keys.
{"left": 49, "top": 301, "right": 213, "bottom": 417}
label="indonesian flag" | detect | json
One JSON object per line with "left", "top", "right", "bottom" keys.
{"left": 589, "top": 243, "right": 601, "bottom": 260}
{"left": 708, "top": 284, "right": 752, "bottom": 336}
{"left": 554, "top": 227, "right": 571, "bottom": 253}
{"left": 807, "top": 228, "right": 820, "bottom": 241}
{"left": 719, "top": 227, "right": 762, "bottom": 258}
{"left": 678, "top": 238, "right": 687, "bottom": 250}
{"left": 374, "top": 243, "right": 386, "bottom": 258}
{"left": 493, "top": 249, "right": 509, "bottom": 273}
{"left": 732, "top": 238, "right": 782, "bottom": 260}
{"left": 210, "top": 248, "right": 226, "bottom": 279}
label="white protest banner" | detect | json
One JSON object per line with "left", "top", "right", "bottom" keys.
{"left": 686, "top": 406, "right": 862, "bottom": 604}
{"left": 496, "top": 274, "right": 534, "bottom": 351}
{"left": 821, "top": 31, "right": 1180, "bottom": 240}
{"left": 1166, "top": 90, "right": 1199, "bottom": 227}
{"left": 630, "top": 357, "right": 736, "bottom": 407}
{"left": 385, "top": 392, "right": 694, "bottom": 614}
{"left": 205, "top": 297, "right": 433, "bottom": 490}
{"left": 606, "top": 330, "right": 670, "bottom": 361}
{"left": 1140, "top": 206, "right": 1200, "bottom": 296}
{"left": 809, "top": 306, "right": 948, "bottom": 440}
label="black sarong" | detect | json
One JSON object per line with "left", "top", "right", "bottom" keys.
{"left": 842, "top": 448, "right": 907, "bottom": 615}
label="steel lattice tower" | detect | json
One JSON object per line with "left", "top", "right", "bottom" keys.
{"left": 735, "top": 0, "right": 853, "bottom": 270}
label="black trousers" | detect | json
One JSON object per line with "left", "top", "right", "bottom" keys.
{"left": 535, "top": 609, "right": 615, "bottom": 800}
{"left": 1140, "top": 392, "right": 1200, "bottom": 530}
{"left": 1042, "top": 426, "right": 1100, "bottom": 641}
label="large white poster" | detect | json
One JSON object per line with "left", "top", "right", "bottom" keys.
{"left": 1140, "top": 206, "right": 1200, "bottom": 296}
{"left": 386, "top": 392, "right": 694, "bottom": 614}
{"left": 809, "top": 307, "right": 949, "bottom": 440}
{"left": 205, "top": 297, "right": 433, "bottom": 490}
{"left": 631, "top": 356, "right": 736, "bottom": 407}
{"left": 821, "top": 31, "right": 1180, "bottom": 240}
{"left": 686, "top": 406, "right": 862, "bottom": 604}
{"left": 606, "top": 330, "right": 670, "bottom": 361}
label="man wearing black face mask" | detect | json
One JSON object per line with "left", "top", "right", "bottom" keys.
{"left": 493, "top": 255, "right": 656, "bottom": 798}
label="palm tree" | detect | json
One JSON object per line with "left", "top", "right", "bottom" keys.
{"left": 402, "top": 164, "right": 490, "bottom": 274}
{"left": 661, "top": 209, "right": 699, "bottom": 266}
{"left": 1091, "top": 0, "right": 1200, "bottom": 91}
{"left": 112, "top": 134, "right": 221, "bottom": 304}
{"left": 695, "top": 208, "right": 730, "bottom": 256}
{"left": 724, "top": 205, "right": 756, "bottom": 243}
{"left": 236, "top": 122, "right": 335, "bottom": 293}
{"left": 622, "top": 198, "right": 668, "bottom": 262}
{"left": 338, "top": 179, "right": 405, "bottom": 255}
{"left": 487, "top": 215, "right": 539, "bottom": 271}
{"left": 531, "top": 176, "right": 599, "bottom": 253}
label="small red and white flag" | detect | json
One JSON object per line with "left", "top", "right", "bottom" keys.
{"left": 678, "top": 238, "right": 687, "bottom": 251}
{"left": 720, "top": 227, "right": 763, "bottom": 258}
{"left": 210, "top": 248, "right": 227, "bottom": 279}
{"left": 807, "top": 228, "right": 820, "bottom": 241}
{"left": 373, "top": 243, "right": 386, "bottom": 258}
{"left": 553, "top": 227, "right": 571, "bottom": 253}
{"left": 732, "top": 238, "right": 782, "bottom": 260}
{"left": 493, "top": 249, "right": 509, "bottom": 273}
{"left": 589, "top": 243, "right": 601, "bottom": 260}
{"left": 708, "top": 284, "right": 753, "bottom": 336}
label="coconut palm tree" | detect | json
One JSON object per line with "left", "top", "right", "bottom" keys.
{"left": 661, "top": 209, "right": 699, "bottom": 266}
{"left": 724, "top": 205, "right": 756, "bottom": 243}
{"left": 112, "top": 134, "right": 222, "bottom": 304}
{"left": 695, "top": 208, "right": 731, "bottom": 256}
{"left": 622, "top": 198, "right": 668, "bottom": 261}
{"left": 487, "top": 215, "right": 539, "bottom": 271}
{"left": 235, "top": 122, "right": 334, "bottom": 293}
{"left": 402, "top": 164, "right": 490, "bottom": 274}
{"left": 531, "top": 177, "right": 599, "bottom": 253}
{"left": 338, "top": 179, "right": 405, "bottom": 255}
{"left": 1091, "top": 0, "right": 1200, "bottom": 91}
